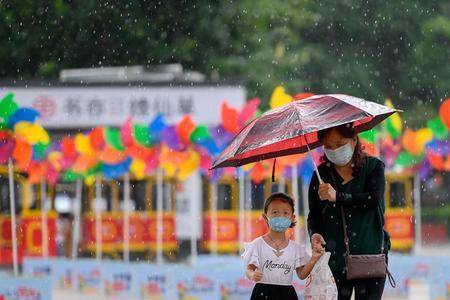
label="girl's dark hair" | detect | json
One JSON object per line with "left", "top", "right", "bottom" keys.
{"left": 317, "top": 123, "right": 367, "bottom": 175}
{"left": 263, "top": 192, "right": 296, "bottom": 228}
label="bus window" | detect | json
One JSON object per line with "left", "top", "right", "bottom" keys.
{"left": 117, "top": 179, "right": 148, "bottom": 211}
{"left": 250, "top": 182, "right": 265, "bottom": 210}
{"left": 131, "top": 180, "right": 147, "bottom": 211}
{"left": 202, "top": 177, "right": 210, "bottom": 211}
{"left": 85, "top": 182, "right": 114, "bottom": 212}
{"left": 29, "top": 184, "right": 54, "bottom": 211}
{"left": 296, "top": 178, "right": 305, "bottom": 213}
{"left": 202, "top": 177, "right": 238, "bottom": 211}
{"left": 0, "top": 176, "right": 22, "bottom": 214}
{"left": 102, "top": 183, "right": 114, "bottom": 211}
{"left": 54, "top": 192, "right": 72, "bottom": 214}
{"left": 81, "top": 185, "right": 90, "bottom": 213}
{"left": 54, "top": 183, "right": 76, "bottom": 214}
{"left": 270, "top": 184, "right": 290, "bottom": 194}
{"left": 389, "top": 182, "right": 407, "bottom": 208}
{"left": 29, "top": 186, "right": 40, "bottom": 210}
{"left": 265, "top": 180, "right": 292, "bottom": 199}
{"left": 151, "top": 182, "right": 173, "bottom": 211}
{"left": 217, "top": 183, "right": 232, "bottom": 210}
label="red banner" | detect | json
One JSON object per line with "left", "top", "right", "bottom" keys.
{"left": 0, "top": 212, "right": 57, "bottom": 265}
{"left": 81, "top": 212, "right": 177, "bottom": 252}
{"left": 202, "top": 213, "right": 238, "bottom": 242}
{"left": 385, "top": 210, "right": 414, "bottom": 251}
{"left": 21, "top": 213, "right": 57, "bottom": 257}
{"left": 202, "top": 212, "right": 239, "bottom": 252}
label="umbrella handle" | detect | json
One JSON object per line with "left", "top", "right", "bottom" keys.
{"left": 308, "top": 150, "right": 323, "bottom": 184}
{"left": 304, "top": 135, "right": 323, "bottom": 184}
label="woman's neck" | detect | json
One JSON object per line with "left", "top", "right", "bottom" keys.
{"left": 334, "top": 162, "right": 353, "bottom": 173}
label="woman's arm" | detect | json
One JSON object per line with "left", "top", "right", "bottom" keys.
{"left": 336, "top": 160, "right": 385, "bottom": 209}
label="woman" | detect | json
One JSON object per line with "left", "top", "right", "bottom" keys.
{"left": 307, "top": 123, "right": 391, "bottom": 300}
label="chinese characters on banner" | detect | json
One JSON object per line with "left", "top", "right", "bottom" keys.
{"left": 3, "top": 87, "right": 246, "bottom": 128}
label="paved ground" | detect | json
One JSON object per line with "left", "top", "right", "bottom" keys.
{"left": 52, "top": 291, "right": 421, "bottom": 300}
{"left": 48, "top": 244, "right": 450, "bottom": 300}
{"left": 53, "top": 291, "right": 411, "bottom": 300}
{"left": 415, "top": 244, "right": 450, "bottom": 256}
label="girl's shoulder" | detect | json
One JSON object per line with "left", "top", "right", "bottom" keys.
{"left": 243, "top": 236, "right": 263, "bottom": 251}
{"left": 251, "top": 236, "right": 264, "bottom": 245}
{"left": 242, "top": 237, "right": 264, "bottom": 261}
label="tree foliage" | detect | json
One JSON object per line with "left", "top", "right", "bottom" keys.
{"left": 1, "top": 0, "right": 449, "bottom": 123}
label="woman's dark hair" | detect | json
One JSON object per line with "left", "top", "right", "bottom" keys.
{"left": 263, "top": 192, "right": 297, "bottom": 228}
{"left": 317, "top": 123, "right": 367, "bottom": 175}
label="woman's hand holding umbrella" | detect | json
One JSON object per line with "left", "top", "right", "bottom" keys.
{"left": 318, "top": 183, "right": 336, "bottom": 202}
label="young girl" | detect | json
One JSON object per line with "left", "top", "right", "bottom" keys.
{"left": 243, "top": 192, "right": 325, "bottom": 300}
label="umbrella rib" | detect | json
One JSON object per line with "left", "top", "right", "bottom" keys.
{"left": 293, "top": 107, "right": 323, "bottom": 183}
{"left": 328, "top": 94, "right": 398, "bottom": 116}
{"left": 330, "top": 94, "right": 374, "bottom": 115}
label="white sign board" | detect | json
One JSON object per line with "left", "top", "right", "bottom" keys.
{"left": 175, "top": 173, "right": 202, "bottom": 239}
{"left": 1, "top": 86, "right": 246, "bottom": 128}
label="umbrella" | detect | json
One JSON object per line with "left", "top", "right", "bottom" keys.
{"left": 211, "top": 94, "right": 398, "bottom": 178}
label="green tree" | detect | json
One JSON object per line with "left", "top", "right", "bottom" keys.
{"left": 0, "top": 0, "right": 449, "bottom": 125}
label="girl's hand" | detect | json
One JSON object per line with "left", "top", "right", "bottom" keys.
{"left": 251, "top": 268, "right": 263, "bottom": 282}
{"left": 311, "top": 233, "right": 326, "bottom": 248}
{"left": 311, "top": 233, "right": 326, "bottom": 261}
{"left": 312, "top": 242, "right": 325, "bottom": 261}
{"left": 318, "top": 183, "right": 336, "bottom": 202}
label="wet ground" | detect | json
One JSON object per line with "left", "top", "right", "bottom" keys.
{"left": 37, "top": 244, "right": 450, "bottom": 300}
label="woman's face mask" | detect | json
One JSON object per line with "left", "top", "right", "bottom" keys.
{"left": 323, "top": 142, "right": 354, "bottom": 166}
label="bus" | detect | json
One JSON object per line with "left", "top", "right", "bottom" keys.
{"left": 0, "top": 165, "right": 57, "bottom": 266}
{"left": 0, "top": 165, "right": 416, "bottom": 266}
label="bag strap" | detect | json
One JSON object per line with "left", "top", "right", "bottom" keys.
{"left": 329, "top": 170, "right": 385, "bottom": 255}
{"left": 328, "top": 171, "right": 351, "bottom": 255}
{"left": 387, "top": 268, "right": 396, "bottom": 288}
{"left": 339, "top": 205, "right": 351, "bottom": 256}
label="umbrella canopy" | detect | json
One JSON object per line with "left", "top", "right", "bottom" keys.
{"left": 211, "top": 94, "right": 398, "bottom": 169}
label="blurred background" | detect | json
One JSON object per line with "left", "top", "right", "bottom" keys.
{"left": 2, "top": 1, "right": 450, "bottom": 125}
{"left": 0, "top": 1, "right": 449, "bottom": 299}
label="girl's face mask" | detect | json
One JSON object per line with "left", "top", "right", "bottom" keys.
{"left": 323, "top": 142, "right": 354, "bottom": 166}
{"left": 268, "top": 217, "right": 292, "bottom": 232}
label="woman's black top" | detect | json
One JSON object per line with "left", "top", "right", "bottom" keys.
{"left": 307, "top": 156, "right": 391, "bottom": 276}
